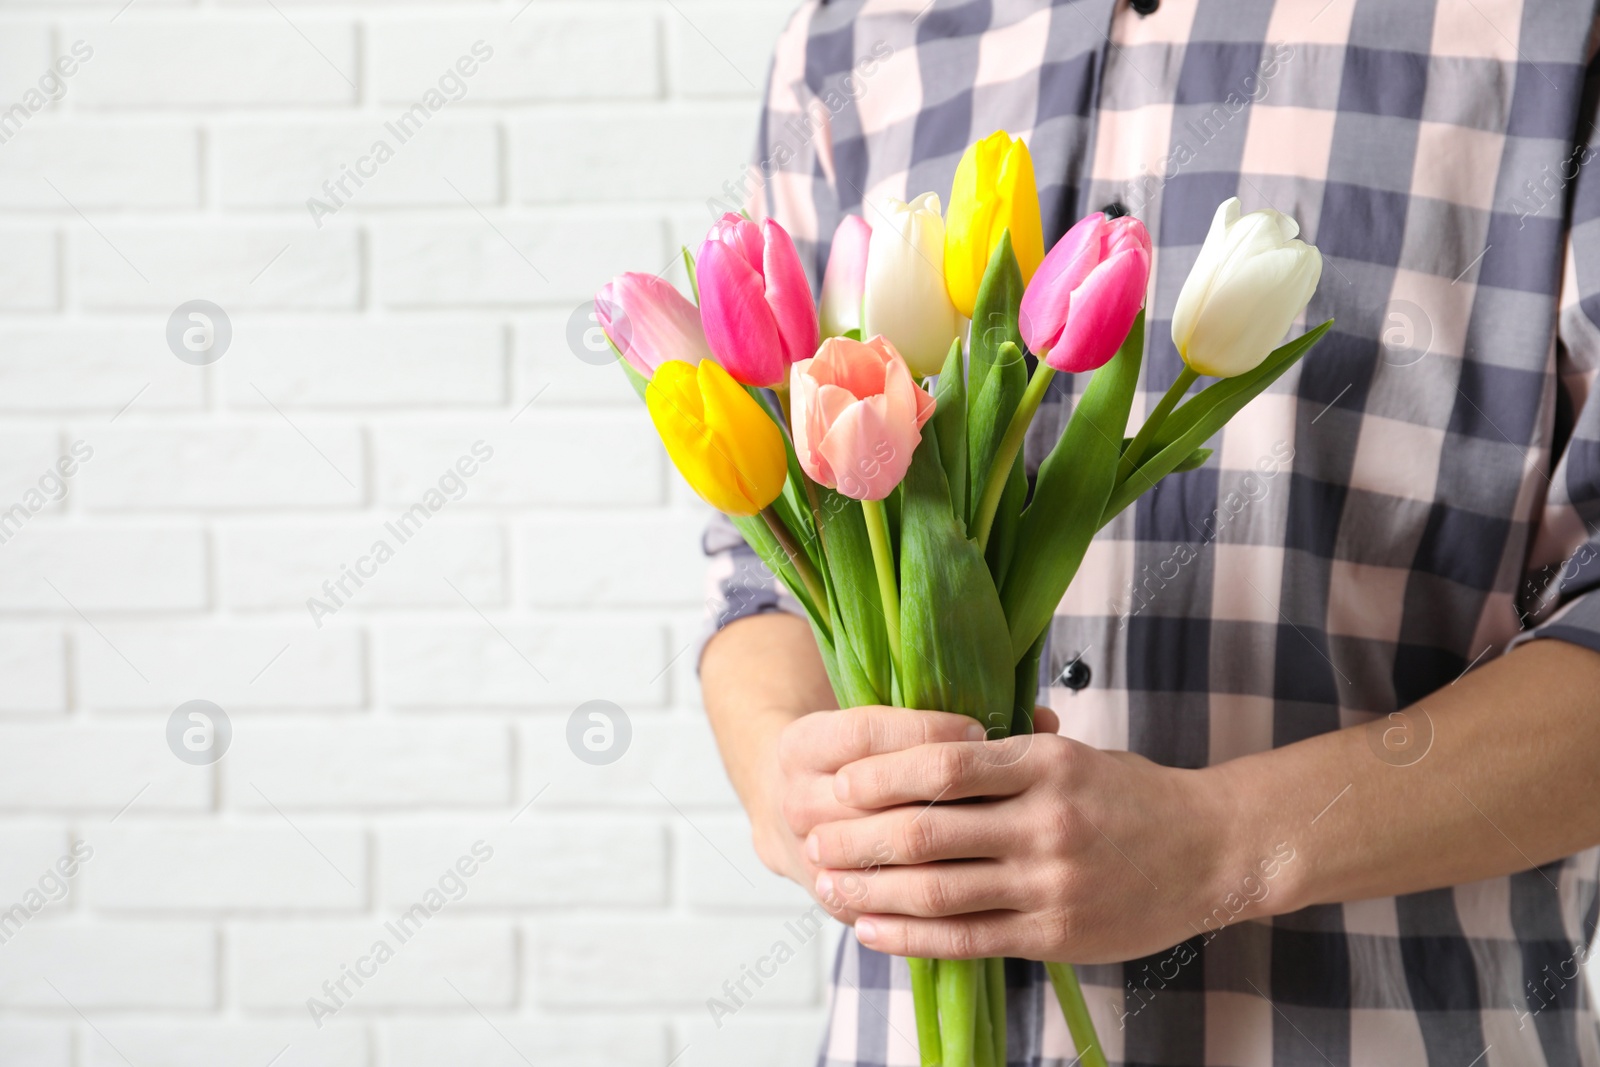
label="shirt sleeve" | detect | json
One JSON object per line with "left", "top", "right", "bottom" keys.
{"left": 695, "top": 3, "right": 831, "bottom": 671}
{"left": 1509, "top": 36, "right": 1600, "bottom": 656}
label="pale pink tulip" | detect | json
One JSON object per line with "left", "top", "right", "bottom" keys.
{"left": 696, "top": 213, "right": 819, "bottom": 387}
{"left": 791, "top": 335, "right": 936, "bottom": 501}
{"left": 594, "top": 273, "right": 711, "bottom": 378}
{"left": 1019, "top": 212, "right": 1152, "bottom": 373}
{"left": 819, "top": 214, "right": 871, "bottom": 339}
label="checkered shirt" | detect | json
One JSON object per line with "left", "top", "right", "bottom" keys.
{"left": 699, "top": 1, "right": 1600, "bottom": 1063}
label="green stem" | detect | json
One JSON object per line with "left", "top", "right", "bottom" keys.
{"left": 972, "top": 363, "right": 1056, "bottom": 552}
{"left": 861, "top": 496, "right": 902, "bottom": 681}
{"left": 937, "top": 959, "right": 980, "bottom": 1067}
{"left": 974, "top": 962, "right": 995, "bottom": 1067}
{"left": 759, "top": 506, "right": 827, "bottom": 613}
{"left": 1045, "top": 962, "right": 1109, "bottom": 1067}
{"left": 985, "top": 957, "right": 1007, "bottom": 1066}
{"left": 1117, "top": 364, "right": 1197, "bottom": 483}
{"left": 909, "top": 958, "right": 943, "bottom": 1067}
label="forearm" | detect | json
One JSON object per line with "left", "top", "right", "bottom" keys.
{"left": 700, "top": 611, "right": 835, "bottom": 821}
{"left": 1213, "top": 638, "right": 1600, "bottom": 919}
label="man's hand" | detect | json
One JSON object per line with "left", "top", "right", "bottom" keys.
{"left": 805, "top": 719, "right": 1237, "bottom": 963}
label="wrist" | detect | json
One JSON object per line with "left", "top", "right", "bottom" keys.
{"left": 1187, "top": 760, "right": 1304, "bottom": 931}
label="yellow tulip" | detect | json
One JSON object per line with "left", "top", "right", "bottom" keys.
{"left": 646, "top": 359, "right": 788, "bottom": 516}
{"left": 944, "top": 131, "right": 1045, "bottom": 318}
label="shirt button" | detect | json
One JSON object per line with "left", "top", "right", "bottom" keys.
{"left": 1058, "top": 658, "right": 1092, "bottom": 691}
{"left": 1131, "top": 0, "right": 1159, "bottom": 14}
{"left": 1101, "top": 201, "right": 1130, "bottom": 219}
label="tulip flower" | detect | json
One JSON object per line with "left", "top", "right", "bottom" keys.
{"left": 1171, "top": 197, "right": 1323, "bottom": 378}
{"left": 944, "top": 131, "right": 1045, "bottom": 318}
{"left": 791, "top": 335, "right": 936, "bottom": 502}
{"left": 1019, "top": 211, "right": 1152, "bottom": 374}
{"left": 862, "top": 193, "right": 961, "bottom": 378}
{"left": 819, "top": 214, "right": 871, "bottom": 339}
{"left": 595, "top": 272, "right": 711, "bottom": 379}
{"left": 695, "top": 213, "right": 818, "bottom": 388}
{"left": 645, "top": 358, "right": 787, "bottom": 516}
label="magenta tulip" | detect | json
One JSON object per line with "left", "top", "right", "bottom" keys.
{"left": 696, "top": 213, "right": 819, "bottom": 388}
{"left": 819, "top": 214, "right": 871, "bottom": 339}
{"left": 1019, "top": 212, "right": 1152, "bottom": 373}
{"left": 595, "top": 272, "right": 712, "bottom": 378}
{"left": 790, "top": 335, "right": 936, "bottom": 501}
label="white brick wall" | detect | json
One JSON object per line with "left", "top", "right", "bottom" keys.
{"left": 0, "top": 2, "right": 834, "bottom": 1064}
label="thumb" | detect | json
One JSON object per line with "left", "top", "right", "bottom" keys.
{"left": 1029, "top": 704, "right": 1061, "bottom": 735}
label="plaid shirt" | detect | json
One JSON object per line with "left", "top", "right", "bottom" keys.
{"left": 701, "top": 1, "right": 1600, "bottom": 1063}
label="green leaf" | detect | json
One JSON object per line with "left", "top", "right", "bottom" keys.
{"left": 728, "top": 512, "right": 828, "bottom": 634}
{"left": 1010, "top": 628, "right": 1049, "bottom": 737}
{"left": 966, "top": 234, "right": 1027, "bottom": 528}
{"left": 682, "top": 245, "right": 700, "bottom": 305}
{"left": 1173, "top": 447, "right": 1213, "bottom": 473}
{"left": 1102, "top": 321, "right": 1332, "bottom": 524}
{"left": 814, "top": 488, "right": 892, "bottom": 704}
{"left": 1001, "top": 313, "right": 1145, "bottom": 662}
{"left": 898, "top": 422, "right": 1015, "bottom": 732}
{"left": 967, "top": 342, "right": 1027, "bottom": 531}
{"left": 932, "top": 338, "right": 968, "bottom": 514}
{"left": 983, "top": 452, "right": 1027, "bottom": 590}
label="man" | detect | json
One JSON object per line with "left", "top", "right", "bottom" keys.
{"left": 698, "top": 1, "right": 1600, "bottom": 1064}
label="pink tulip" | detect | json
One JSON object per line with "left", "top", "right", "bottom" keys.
{"left": 819, "top": 214, "right": 871, "bottom": 339}
{"left": 1019, "top": 212, "right": 1152, "bottom": 373}
{"left": 696, "top": 213, "right": 819, "bottom": 388}
{"left": 791, "top": 335, "right": 936, "bottom": 501}
{"left": 594, "top": 272, "right": 711, "bottom": 378}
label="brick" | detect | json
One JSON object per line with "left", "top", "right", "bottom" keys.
{"left": 0, "top": 526, "right": 207, "bottom": 611}
{"left": 369, "top": 15, "right": 659, "bottom": 104}
{"left": 75, "top": 426, "right": 365, "bottom": 511}
{"left": 87, "top": 824, "right": 366, "bottom": 911}
{"left": 680, "top": 1014, "right": 833, "bottom": 1067}
{"left": 219, "top": 521, "right": 505, "bottom": 612}
{"left": 0, "top": 923, "right": 214, "bottom": 1007}
{"left": 379, "top": 622, "right": 666, "bottom": 710}
{"left": 0, "top": 431, "right": 70, "bottom": 516}
{"left": 375, "top": 214, "right": 666, "bottom": 305}
{"left": 377, "top": 820, "right": 666, "bottom": 908}
{"left": 224, "top": 722, "right": 510, "bottom": 808}
{"left": 0, "top": 121, "right": 199, "bottom": 208}
{"left": 0, "top": 825, "right": 72, "bottom": 908}
{"left": 534, "top": 916, "right": 821, "bottom": 1007}
{"left": 221, "top": 320, "right": 505, "bottom": 408}
{"left": 0, "top": 229, "right": 57, "bottom": 310}
{"left": 217, "top": 120, "right": 499, "bottom": 210}
{"left": 679, "top": 814, "right": 815, "bottom": 912}
{"left": 381, "top": 1021, "right": 664, "bottom": 1067}
{"left": 0, "top": 22, "right": 53, "bottom": 106}
{"left": 0, "top": 625, "right": 65, "bottom": 713}
{"left": 232, "top": 919, "right": 514, "bottom": 1009}
{"left": 513, "top": 311, "right": 642, "bottom": 407}
{"left": 665, "top": 2, "right": 797, "bottom": 98}
{"left": 522, "top": 511, "right": 707, "bottom": 607}
{"left": 0, "top": 325, "right": 204, "bottom": 412}
{"left": 83, "top": 1023, "right": 367, "bottom": 1067}
{"left": 371, "top": 416, "right": 662, "bottom": 507}
{"left": 77, "top": 226, "right": 361, "bottom": 310}
{"left": 0, "top": 725, "right": 209, "bottom": 810}
{"left": 514, "top": 106, "right": 755, "bottom": 203}
{"left": 519, "top": 713, "right": 739, "bottom": 810}
{"left": 76, "top": 624, "right": 365, "bottom": 712}
{"left": 0, "top": 1023, "right": 69, "bottom": 1067}
{"left": 67, "top": 18, "right": 357, "bottom": 107}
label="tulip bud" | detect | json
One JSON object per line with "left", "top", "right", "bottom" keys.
{"left": 595, "top": 272, "right": 711, "bottom": 379}
{"left": 791, "top": 336, "right": 936, "bottom": 501}
{"left": 1171, "top": 198, "right": 1322, "bottom": 378}
{"left": 944, "top": 131, "right": 1045, "bottom": 319}
{"left": 819, "top": 214, "right": 871, "bottom": 339}
{"left": 1019, "top": 211, "right": 1152, "bottom": 373}
{"left": 646, "top": 359, "right": 788, "bottom": 516}
{"left": 862, "top": 193, "right": 961, "bottom": 378}
{"left": 695, "top": 213, "right": 819, "bottom": 388}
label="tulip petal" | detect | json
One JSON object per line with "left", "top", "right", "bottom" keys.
{"left": 818, "top": 393, "right": 919, "bottom": 501}
{"left": 762, "top": 219, "right": 820, "bottom": 366}
{"left": 697, "top": 239, "right": 785, "bottom": 387}
{"left": 1044, "top": 246, "right": 1150, "bottom": 373}
{"left": 1182, "top": 243, "right": 1322, "bottom": 377}
{"left": 820, "top": 215, "right": 872, "bottom": 338}
{"left": 698, "top": 359, "right": 788, "bottom": 509}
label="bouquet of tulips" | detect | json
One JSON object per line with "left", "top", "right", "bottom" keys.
{"left": 596, "top": 131, "right": 1328, "bottom": 1067}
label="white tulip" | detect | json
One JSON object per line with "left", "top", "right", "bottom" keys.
{"left": 1171, "top": 197, "right": 1323, "bottom": 378}
{"left": 862, "top": 192, "right": 961, "bottom": 377}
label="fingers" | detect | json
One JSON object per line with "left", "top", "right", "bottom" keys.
{"left": 852, "top": 911, "right": 1044, "bottom": 960}
{"left": 816, "top": 860, "right": 1024, "bottom": 919}
{"left": 835, "top": 734, "right": 1066, "bottom": 808}
{"left": 807, "top": 803, "right": 1020, "bottom": 868}
{"left": 1030, "top": 704, "right": 1061, "bottom": 734}
{"left": 779, "top": 706, "right": 987, "bottom": 775}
